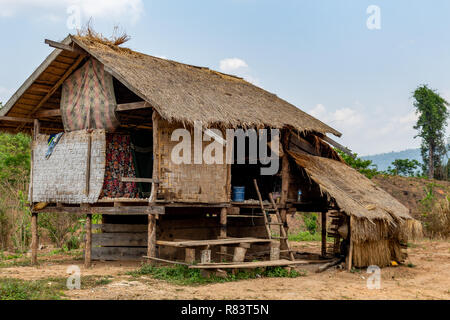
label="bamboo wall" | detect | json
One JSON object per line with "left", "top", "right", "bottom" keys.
{"left": 156, "top": 119, "right": 229, "bottom": 203}
{"left": 31, "top": 130, "right": 106, "bottom": 204}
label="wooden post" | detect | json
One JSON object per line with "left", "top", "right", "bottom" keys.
{"left": 321, "top": 210, "right": 327, "bottom": 257}
{"left": 185, "top": 248, "right": 196, "bottom": 264}
{"left": 151, "top": 112, "right": 159, "bottom": 203}
{"left": 85, "top": 214, "right": 92, "bottom": 268}
{"left": 85, "top": 131, "right": 92, "bottom": 196}
{"left": 219, "top": 207, "right": 227, "bottom": 260}
{"left": 148, "top": 214, "right": 157, "bottom": 264}
{"left": 270, "top": 241, "right": 280, "bottom": 261}
{"left": 31, "top": 212, "right": 38, "bottom": 265}
{"left": 233, "top": 243, "right": 250, "bottom": 262}
{"left": 30, "top": 119, "right": 40, "bottom": 266}
{"left": 33, "top": 119, "right": 40, "bottom": 138}
{"left": 347, "top": 216, "right": 353, "bottom": 272}
{"left": 279, "top": 132, "right": 290, "bottom": 252}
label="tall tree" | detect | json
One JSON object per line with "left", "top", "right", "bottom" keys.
{"left": 413, "top": 85, "right": 449, "bottom": 179}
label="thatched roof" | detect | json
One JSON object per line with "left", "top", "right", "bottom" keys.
{"left": 0, "top": 35, "right": 342, "bottom": 136}
{"left": 69, "top": 36, "right": 341, "bottom": 136}
{"left": 288, "top": 151, "right": 422, "bottom": 244}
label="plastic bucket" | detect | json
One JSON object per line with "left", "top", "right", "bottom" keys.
{"left": 232, "top": 186, "right": 245, "bottom": 202}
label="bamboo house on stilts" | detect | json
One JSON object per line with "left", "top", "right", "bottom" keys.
{"left": 0, "top": 34, "right": 422, "bottom": 271}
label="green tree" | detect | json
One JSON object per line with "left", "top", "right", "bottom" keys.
{"left": 335, "top": 149, "right": 379, "bottom": 179}
{"left": 413, "top": 85, "right": 449, "bottom": 179}
{"left": 0, "top": 133, "right": 31, "bottom": 183}
{"left": 387, "top": 159, "right": 420, "bottom": 176}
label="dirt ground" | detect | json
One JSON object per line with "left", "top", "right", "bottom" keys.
{"left": 1, "top": 239, "right": 449, "bottom": 300}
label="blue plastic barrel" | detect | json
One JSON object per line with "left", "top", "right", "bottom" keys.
{"left": 232, "top": 186, "right": 245, "bottom": 202}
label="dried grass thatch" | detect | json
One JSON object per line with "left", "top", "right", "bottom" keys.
{"left": 69, "top": 35, "right": 341, "bottom": 137}
{"left": 288, "top": 150, "right": 423, "bottom": 266}
{"left": 78, "top": 23, "right": 130, "bottom": 46}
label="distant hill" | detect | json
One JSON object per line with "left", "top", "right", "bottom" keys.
{"left": 361, "top": 148, "right": 422, "bottom": 172}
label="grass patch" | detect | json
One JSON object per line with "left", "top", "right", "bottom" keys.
{"left": 0, "top": 258, "right": 32, "bottom": 268}
{"left": 288, "top": 231, "right": 322, "bottom": 242}
{"left": 0, "top": 275, "right": 115, "bottom": 300}
{"left": 127, "top": 264, "right": 306, "bottom": 285}
{"left": 0, "top": 278, "right": 66, "bottom": 300}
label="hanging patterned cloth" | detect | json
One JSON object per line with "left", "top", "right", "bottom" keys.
{"left": 100, "top": 134, "right": 138, "bottom": 198}
{"left": 60, "top": 58, "right": 119, "bottom": 132}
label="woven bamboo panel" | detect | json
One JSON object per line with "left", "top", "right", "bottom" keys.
{"left": 31, "top": 129, "right": 106, "bottom": 204}
{"left": 158, "top": 120, "right": 228, "bottom": 203}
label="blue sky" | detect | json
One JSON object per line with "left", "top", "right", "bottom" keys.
{"left": 1, "top": 0, "right": 449, "bottom": 155}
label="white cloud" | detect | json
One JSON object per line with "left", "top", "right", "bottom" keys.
{"left": 0, "top": 0, "right": 144, "bottom": 24}
{"left": 219, "top": 58, "right": 248, "bottom": 73}
{"left": 309, "top": 104, "right": 364, "bottom": 128}
{"left": 398, "top": 111, "right": 419, "bottom": 124}
{"left": 218, "top": 57, "right": 260, "bottom": 85}
{"left": 308, "top": 104, "right": 421, "bottom": 155}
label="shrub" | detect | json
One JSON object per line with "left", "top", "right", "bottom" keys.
{"left": 38, "top": 213, "right": 84, "bottom": 249}
{"left": 0, "top": 179, "right": 31, "bottom": 252}
{"left": 335, "top": 149, "right": 379, "bottom": 179}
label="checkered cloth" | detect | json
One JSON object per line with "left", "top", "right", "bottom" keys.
{"left": 61, "top": 58, "right": 119, "bottom": 132}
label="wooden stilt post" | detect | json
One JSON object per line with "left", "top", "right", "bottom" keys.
{"left": 219, "top": 207, "right": 227, "bottom": 260}
{"left": 30, "top": 119, "right": 40, "bottom": 266}
{"left": 85, "top": 213, "right": 92, "bottom": 268}
{"left": 270, "top": 241, "right": 280, "bottom": 261}
{"left": 347, "top": 216, "right": 353, "bottom": 271}
{"left": 321, "top": 210, "right": 327, "bottom": 257}
{"left": 148, "top": 214, "right": 157, "bottom": 264}
{"left": 279, "top": 132, "right": 290, "bottom": 254}
{"left": 31, "top": 212, "right": 38, "bottom": 265}
{"left": 185, "top": 248, "right": 196, "bottom": 264}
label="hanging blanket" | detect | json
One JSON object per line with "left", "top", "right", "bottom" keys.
{"left": 100, "top": 134, "right": 138, "bottom": 198}
{"left": 61, "top": 58, "right": 119, "bottom": 132}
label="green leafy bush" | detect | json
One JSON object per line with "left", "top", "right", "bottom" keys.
{"left": 335, "top": 149, "right": 379, "bottom": 179}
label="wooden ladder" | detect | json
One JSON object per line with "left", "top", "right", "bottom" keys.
{"left": 253, "top": 179, "right": 295, "bottom": 261}
{"left": 326, "top": 210, "right": 343, "bottom": 255}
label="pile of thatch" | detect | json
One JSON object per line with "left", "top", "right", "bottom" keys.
{"left": 289, "top": 151, "right": 422, "bottom": 267}
{"left": 70, "top": 35, "right": 341, "bottom": 137}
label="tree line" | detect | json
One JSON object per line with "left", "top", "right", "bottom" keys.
{"left": 339, "top": 84, "right": 449, "bottom": 180}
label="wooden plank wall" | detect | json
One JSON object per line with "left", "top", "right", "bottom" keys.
{"left": 90, "top": 210, "right": 268, "bottom": 261}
